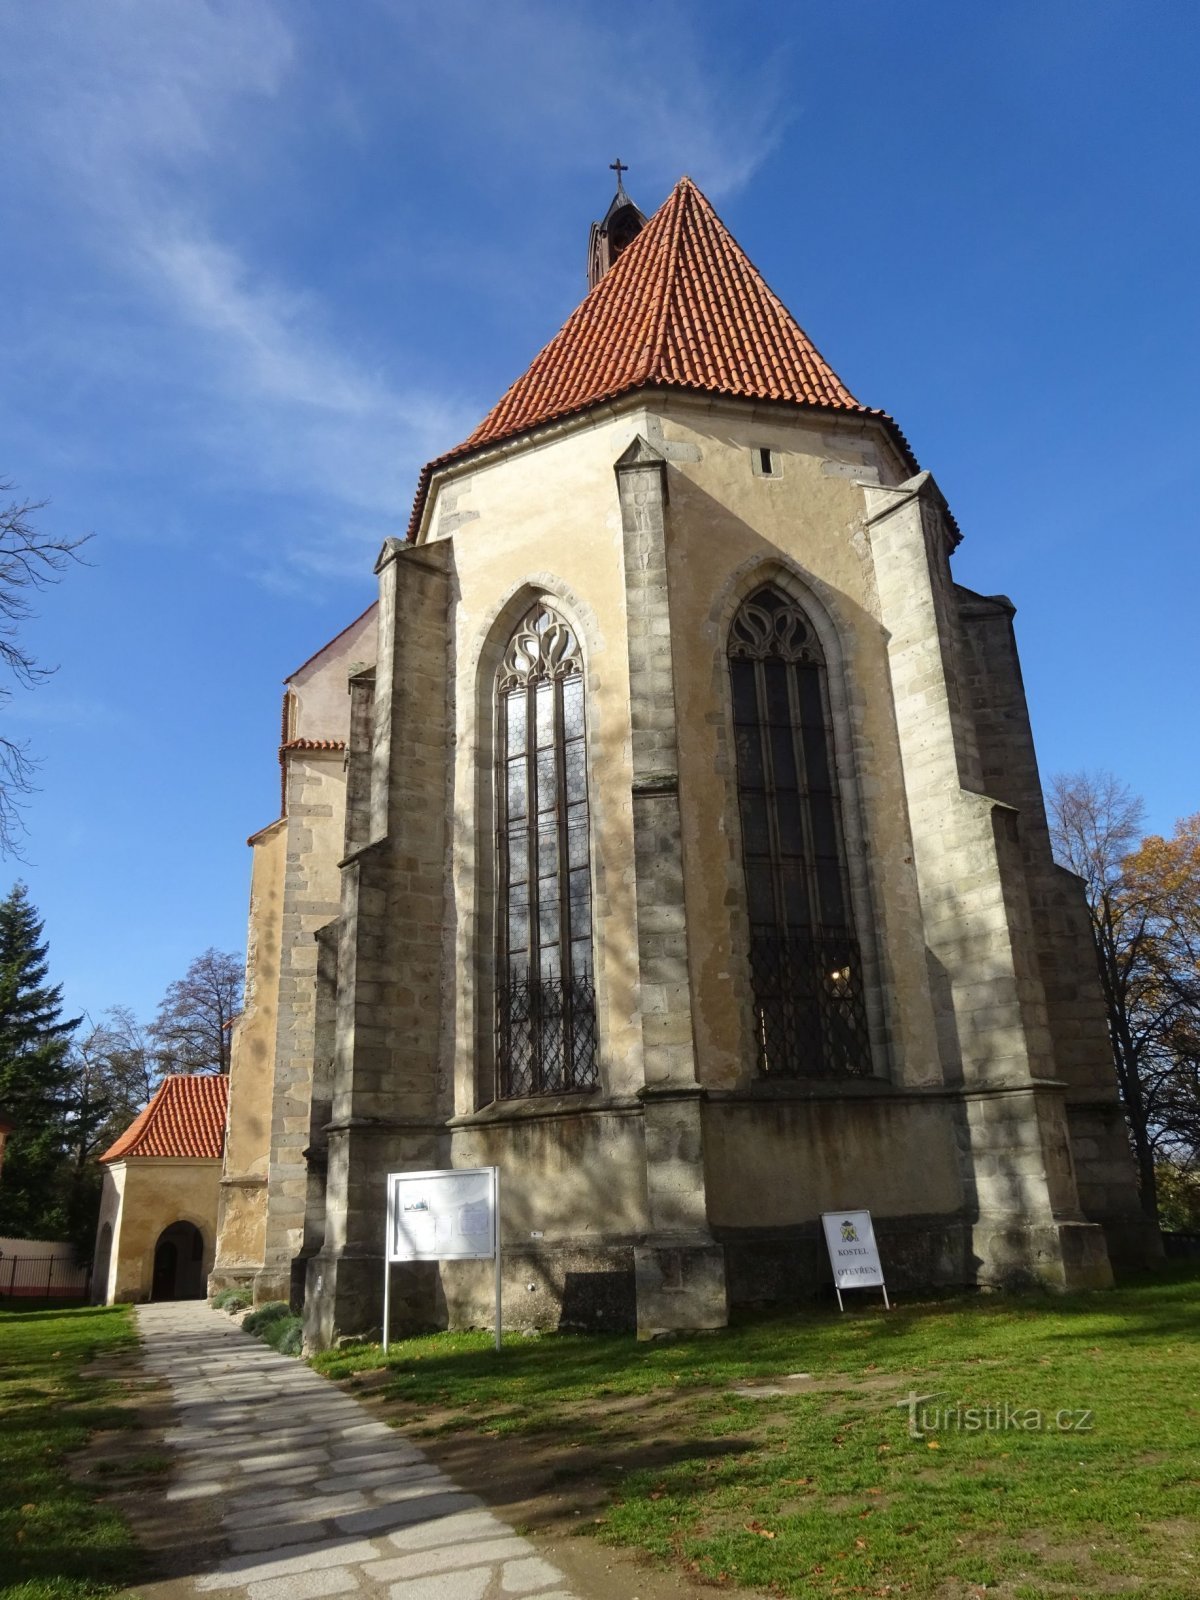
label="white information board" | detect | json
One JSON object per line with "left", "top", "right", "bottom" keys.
{"left": 387, "top": 1167, "right": 497, "bottom": 1262}
{"left": 383, "top": 1167, "right": 501, "bottom": 1351}
{"left": 821, "top": 1209, "right": 890, "bottom": 1311}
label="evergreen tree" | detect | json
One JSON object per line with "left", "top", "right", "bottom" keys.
{"left": 0, "top": 882, "right": 79, "bottom": 1238}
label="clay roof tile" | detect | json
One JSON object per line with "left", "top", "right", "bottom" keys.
{"left": 100, "top": 1073, "right": 228, "bottom": 1162}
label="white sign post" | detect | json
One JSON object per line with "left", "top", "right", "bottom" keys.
{"left": 821, "top": 1209, "right": 890, "bottom": 1311}
{"left": 384, "top": 1166, "right": 501, "bottom": 1353}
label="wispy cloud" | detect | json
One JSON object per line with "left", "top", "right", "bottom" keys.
{"left": 0, "top": 1, "right": 786, "bottom": 583}
{"left": 376, "top": 0, "right": 788, "bottom": 200}
{"left": 0, "top": 1, "right": 471, "bottom": 580}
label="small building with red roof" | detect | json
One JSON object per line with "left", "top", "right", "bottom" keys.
{"left": 92, "top": 1074, "right": 229, "bottom": 1303}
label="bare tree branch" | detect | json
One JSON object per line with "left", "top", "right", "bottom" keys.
{"left": 0, "top": 481, "right": 92, "bottom": 857}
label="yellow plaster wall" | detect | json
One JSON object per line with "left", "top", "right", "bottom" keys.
{"left": 100, "top": 1158, "right": 221, "bottom": 1304}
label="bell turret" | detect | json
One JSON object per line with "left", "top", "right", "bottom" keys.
{"left": 587, "top": 159, "right": 647, "bottom": 290}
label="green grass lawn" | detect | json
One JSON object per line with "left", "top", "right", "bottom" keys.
{"left": 315, "top": 1267, "right": 1200, "bottom": 1599}
{"left": 0, "top": 1303, "right": 145, "bottom": 1600}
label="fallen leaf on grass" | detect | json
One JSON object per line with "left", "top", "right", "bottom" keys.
{"left": 745, "top": 1520, "right": 777, "bottom": 1538}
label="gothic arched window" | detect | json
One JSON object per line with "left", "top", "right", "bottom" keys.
{"left": 728, "top": 586, "right": 871, "bottom": 1078}
{"left": 495, "top": 604, "right": 598, "bottom": 1097}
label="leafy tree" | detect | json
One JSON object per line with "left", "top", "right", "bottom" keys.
{"left": 0, "top": 483, "right": 89, "bottom": 857}
{"left": 1155, "top": 1161, "right": 1200, "bottom": 1234}
{"left": 1049, "top": 775, "right": 1200, "bottom": 1222}
{"left": 149, "top": 948, "right": 243, "bottom": 1075}
{"left": 0, "top": 882, "right": 79, "bottom": 1238}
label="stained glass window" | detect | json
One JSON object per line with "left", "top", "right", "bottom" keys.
{"left": 495, "top": 605, "right": 598, "bottom": 1096}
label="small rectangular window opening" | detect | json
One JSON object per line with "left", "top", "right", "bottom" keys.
{"left": 755, "top": 446, "right": 778, "bottom": 477}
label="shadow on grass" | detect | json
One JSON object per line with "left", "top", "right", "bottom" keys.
{"left": 0, "top": 1304, "right": 146, "bottom": 1600}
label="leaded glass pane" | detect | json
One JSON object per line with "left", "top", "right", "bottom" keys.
{"left": 535, "top": 681, "right": 555, "bottom": 748}
{"left": 730, "top": 659, "right": 759, "bottom": 724}
{"left": 562, "top": 676, "right": 585, "bottom": 738}
{"left": 506, "top": 759, "right": 527, "bottom": 821}
{"left": 535, "top": 750, "right": 556, "bottom": 813}
{"left": 564, "top": 742, "right": 587, "bottom": 804}
{"left": 734, "top": 725, "right": 765, "bottom": 786}
{"left": 770, "top": 722, "right": 798, "bottom": 789}
{"left": 775, "top": 791, "right": 803, "bottom": 855}
{"left": 802, "top": 724, "right": 831, "bottom": 791}
{"left": 566, "top": 813, "right": 588, "bottom": 869}
{"left": 747, "top": 861, "right": 775, "bottom": 923}
{"left": 536, "top": 825, "right": 558, "bottom": 881}
{"left": 762, "top": 661, "right": 788, "bottom": 725}
{"left": 810, "top": 793, "right": 838, "bottom": 858}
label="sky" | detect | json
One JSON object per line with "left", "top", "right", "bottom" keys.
{"left": 1, "top": 0, "right": 1197, "bottom": 1028}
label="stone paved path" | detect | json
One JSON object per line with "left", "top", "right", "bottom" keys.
{"left": 136, "top": 1303, "right": 580, "bottom": 1600}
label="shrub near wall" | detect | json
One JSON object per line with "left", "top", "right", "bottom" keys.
{"left": 242, "top": 1300, "right": 302, "bottom": 1356}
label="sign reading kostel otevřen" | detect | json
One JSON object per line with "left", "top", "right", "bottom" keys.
{"left": 821, "top": 1209, "right": 890, "bottom": 1311}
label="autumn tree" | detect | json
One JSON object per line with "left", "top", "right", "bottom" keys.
{"left": 0, "top": 483, "right": 89, "bottom": 856}
{"left": 1049, "top": 774, "right": 1200, "bottom": 1221}
{"left": 0, "top": 882, "right": 79, "bottom": 1238}
{"left": 149, "top": 948, "right": 243, "bottom": 1075}
{"left": 1123, "top": 814, "right": 1200, "bottom": 1168}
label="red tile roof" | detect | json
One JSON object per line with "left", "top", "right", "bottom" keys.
{"left": 100, "top": 1074, "right": 228, "bottom": 1162}
{"left": 407, "top": 176, "right": 915, "bottom": 539}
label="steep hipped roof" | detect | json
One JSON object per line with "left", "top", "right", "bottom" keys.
{"left": 100, "top": 1074, "right": 228, "bottom": 1162}
{"left": 407, "top": 176, "right": 913, "bottom": 539}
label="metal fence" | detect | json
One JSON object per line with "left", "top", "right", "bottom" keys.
{"left": 0, "top": 1254, "right": 91, "bottom": 1300}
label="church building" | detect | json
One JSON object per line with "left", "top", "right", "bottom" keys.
{"left": 213, "top": 174, "right": 1154, "bottom": 1345}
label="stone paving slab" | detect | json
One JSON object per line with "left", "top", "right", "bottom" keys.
{"left": 136, "top": 1303, "right": 583, "bottom": 1600}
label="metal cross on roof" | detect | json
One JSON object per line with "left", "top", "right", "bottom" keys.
{"left": 609, "top": 157, "right": 628, "bottom": 191}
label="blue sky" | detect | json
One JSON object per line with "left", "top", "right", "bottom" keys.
{"left": 1, "top": 0, "right": 1197, "bottom": 1027}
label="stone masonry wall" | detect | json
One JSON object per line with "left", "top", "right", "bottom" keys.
{"left": 864, "top": 474, "right": 1110, "bottom": 1288}
{"left": 254, "top": 749, "right": 349, "bottom": 1304}
{"left": 955, "top": 587, "right": 1156, "bottom": 1266}
{"left": 615, "top": 435, "right": 728, "bottom": 1337}
{"left": 305, "top": 540, "right": 455, "bottom": 1346}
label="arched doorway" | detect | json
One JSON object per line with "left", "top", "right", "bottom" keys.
{"left": 151, "top": 1222, "right": 206, "bottom": 1301}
